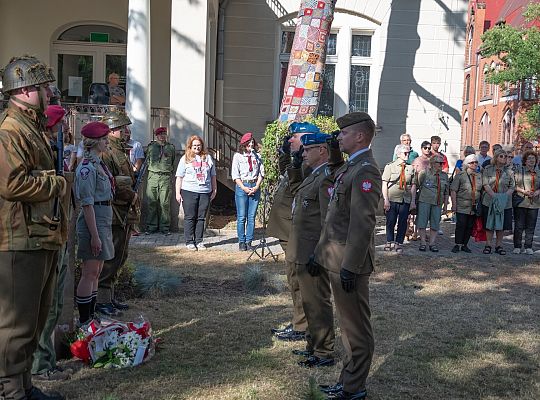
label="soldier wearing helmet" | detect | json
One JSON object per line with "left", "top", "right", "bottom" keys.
{"left": 96, "top": 109, "right": 139, "bottom": 317}
{"left": 0, "top": 56, "right": 67, "bottom": 400}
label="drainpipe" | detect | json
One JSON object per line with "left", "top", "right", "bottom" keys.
{"left": 215, "top": 0, "right": 230, "bottom": 120}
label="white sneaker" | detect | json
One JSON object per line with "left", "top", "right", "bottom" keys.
{"left": 186, "top": 244, "right": 197, "bottom": 251}
{"left": 197, "top": 243, "right": 207, "bottom": 250}
{"left": 525, "top": 248, "right": 534, "bottom": 255}
{"left": 512, "top": 248, "right": 521, "bottom": 254}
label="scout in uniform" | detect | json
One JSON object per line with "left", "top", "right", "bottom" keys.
{"left": 145, "top": 127, "right": 176, "bottom": 235}
{"left": 75, "top": 122, "right": 115, "bottom": 324}
{"left": 0, "top": 56, "right": 68, "bottom": 400}
{"left": 512, "top": 150, "right": 540, "bottom": 254}
{"left": 450, "top": 154, "right": 482, "bottom": 253}
{"left": 312, "top": 112, "right": 382, "bottom": 400}
{"left": 412, "top": 154, "right": 449, "bottom": 252}
{"left": 267, "top": 122, "right": 318, "bottom": 341}
{"left": 481, "top": 148, "right": 515, "bottom": 255}
{"left": 382, "top": 144, "right": 416, "bottom": 253}
{"left": 96, "top": 110, "right": 139, "bottom": 315}
{"left": 286, "top": 132, "right": 344, "bottom": 368}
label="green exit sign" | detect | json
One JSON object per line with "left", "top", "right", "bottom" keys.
{"left": 90, "top": 32, "right": 109, "bottom": 43}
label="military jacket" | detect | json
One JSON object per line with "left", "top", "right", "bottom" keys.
{"left": 286, "top": 151, "right": 344, "bottom": 265}
{"left": 75, "top": 153, "right": 114, "bottom": 206}
{"left": 513, "top": 166, "right": 540, "bottom": 209}
{"left": 481, "top": 165, "right": 515, "bottom": 209}
{"left": 147, "top": 140, "right": 176, "bottom": 173}
{"left": 382, "top": 159, "right": 415, "bottom": 203}
{"left": 314, "top": 149, "right": 381, "bottom": 275}
{"left": 416, "top": 170, "right": 449, "bottom": 206}
{"left": 450, "top": 170, "right": 482, "bottom": 215}
{"left": 0, "top": 104, "right": 67, "bottom": 251}
{"left": 102, "top": 135, "right": 138, "bottom": 225}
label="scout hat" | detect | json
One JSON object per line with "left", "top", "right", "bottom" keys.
{"left": 289, "top": 121, "right": 320, "bottom": 134}
{"left": 45, "top": 105, "right": 65, "bottom": 129}
{"left": 240, "top": 132, "right": 253, "bottom": 144}
{"left": 336, "top": 112, "right": 373, "bottom": 130}
{"left": 81, "top": 122, "right": 110, "bottom": 139}
{"left": 155, "top": 127, "right": 167, "bottom": 135}
{"left": 301, "top": 133, "right": 328, "bottom": 146}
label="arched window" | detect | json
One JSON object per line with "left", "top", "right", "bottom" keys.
{"left": 466, "top": 26, "right": 474, "bottom": 66}
{"left": 464, "top": 75, "right": 471, "bottom": 103}
{"left": 479, "top": 112, "right": 491, "bottom": 142}
{"left": 463, "top": 110, "right": 469, "bottom": 144}
{"left": 502, "top": 109, "right": 513, "bottom": 145}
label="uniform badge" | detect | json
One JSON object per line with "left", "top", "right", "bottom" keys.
{"left": 80, "top": 167, "right": 91, "bottom": 180}
{"left": 328, "top": 186, "right": 334, "bottom": 197}
{"left": 302, "top": 199, "right": 309, "bottom": 209}
{"left": 361, "top": 180, "right": 372, "bottom": 192}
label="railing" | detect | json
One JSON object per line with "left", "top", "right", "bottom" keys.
{"left": 206, "top": 112, "right": 243, "bottom": 172}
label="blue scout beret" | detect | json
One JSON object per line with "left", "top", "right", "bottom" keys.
{"left": 289, "top": 122, "right": 321, "bottom": 134}
{"left": 301, "top": 133, "right": 328, "bottom": 146}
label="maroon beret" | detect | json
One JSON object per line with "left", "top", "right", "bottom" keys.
{"left": 45, "top": 105, "right": 65, "bottom": 129}
{"left": 155, "top": 127, "right": 167, "bottom": 135}
{"left": 81, "top": 122, "right": 110, "bottom": 139}
{"left": 240, "top": 132, "right": 253, "bottom": 145}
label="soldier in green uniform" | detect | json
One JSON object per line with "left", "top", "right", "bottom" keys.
{"left": 96, "top": 110, "right": 139, "bottom": 316}
{"left": 313, "top": 112, "right": 381, "bottom": 400}
{"left": 145, "top": 127, "right": 176, "bottom": 234}
{"left": 0, "top": 56, "right": 67, "bottom": 400}
{"left": 286, "top": 132, "right": 344, "bottom": 368}
{"left": 267, "top": 122, "right": 318, "bottom": 341}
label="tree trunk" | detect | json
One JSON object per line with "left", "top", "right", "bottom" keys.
{"left": 278, "top": 0, "right": 337, "bottom": 123}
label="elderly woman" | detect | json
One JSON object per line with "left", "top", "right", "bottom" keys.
{"left": 75, "top": 122, "right": 115, "bottom": 324}
{"left": 382, "top": 144, "right": 416, "bottom": 253}
{"left": 175, "top": 135, "right": 217, "bottom": 250}
{"left": 450, "top": 154, "right": 482, "bottom": 253}
{"left": 512, "top": 150, "right": 540, "bottom": 254}
{"left": 392, "top": 133, "right": 419, "bottom": 164}
{"left": 481, "top": 148, "right": 516, "bottom": 255}
{"left": 454, "top": 146, "right": 476, "bottom": 172}
{"left": 412, "top": 154, "right": 449, "bottom": 252}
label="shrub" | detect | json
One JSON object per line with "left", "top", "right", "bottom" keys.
{"left": 243, "top": 264, "right": 287, "bottom": 294}
{"left": 133, "top": 264, "right": 183, "bottom": 298}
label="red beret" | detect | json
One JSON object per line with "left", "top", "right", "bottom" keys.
{"left": 45, "top": 105, "right": 65, "bottom": 129}
{"left": 81, "top": 122, "right": 110, "bottom": 139}
{"left": 155, "top": 127, "right": 167, "bottom": 135}
{"left": 240, "top": 132, "right": 253, "bottom": 145}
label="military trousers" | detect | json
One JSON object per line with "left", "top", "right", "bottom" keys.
{"left": 296, "top": 263, "right": 334, "bottom": 359}
{"left": 329, "top": 271, "right": 373, "bottom": 393}
{"left": 280, "top": 241, "right": 307, "bottom": 332}
{"left": 98, "top": 224, "right": 130, "bottom": 303}
{"left": 31, "top": 245, "right": 68, "bottom": 374}
{"left": 0, "top": 250, "right": 58, "bottom": 377}
{"left": 146, "top": 172, "right": 172, "bottom": 232}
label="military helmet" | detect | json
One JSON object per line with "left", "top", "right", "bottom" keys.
{"left": 0, "top": 55, "right": 55, "bottom": 94}
{"left": 100, "top": 109, "right": 132, "bottom": 130}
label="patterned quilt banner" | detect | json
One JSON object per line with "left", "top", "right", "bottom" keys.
{"left": 278, "top": 0, "right": 337, "bottom": 123}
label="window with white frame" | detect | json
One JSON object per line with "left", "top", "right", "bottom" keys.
{"left": 349, "top": 33, "right": 371, "bottom": 113}
{"left": 502, "top": 109, "right": 513, "bottom": 145}
{"left": 479, "top": 112, "right": 491, "bottom": 142}
{"left": 522, "top": 77, "right": 538, "bottom": 100}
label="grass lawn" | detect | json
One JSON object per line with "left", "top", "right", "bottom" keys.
{"left": 48, "top": 246, "right": 539, "bottom": 400}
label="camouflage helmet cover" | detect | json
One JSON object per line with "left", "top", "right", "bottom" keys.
{"left": 100, "top": 109, "right": 132, "bottom": 130}
{"left": 0, "top": 55, "right": 55, "bottom": 94}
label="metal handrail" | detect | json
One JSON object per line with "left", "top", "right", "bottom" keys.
{"left": 206, "top": 112, "right": 243, "bottom": 171}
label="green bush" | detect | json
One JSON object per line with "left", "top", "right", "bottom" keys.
{"left": 133, "top": 264, "right": 183, "bottom": 298}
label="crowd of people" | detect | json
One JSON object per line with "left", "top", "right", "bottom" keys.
{"left": 382, "top": 135, "right": 540, "bottom": 256}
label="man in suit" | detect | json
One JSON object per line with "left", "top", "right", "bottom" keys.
{"left": 313, "top": 112, "right": 382, "bottom": 400}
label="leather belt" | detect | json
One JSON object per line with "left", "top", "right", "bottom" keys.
{"left": 94, "top": 200, "right": 111, "bottom": 206}
{"left": 150, "top": 171, "right": 171, "bottom": 175}
{"left": 242, "top": 179, "right": 257, "bottom": 184}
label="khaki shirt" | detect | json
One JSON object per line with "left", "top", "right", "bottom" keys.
{"left": 416, "top": 170, "right": 449, "bottom": 206}
{"left": 102, "top": 135, "right": 139, "bottom": 225}
{"left": 481, "top": 165, "right": 515, "bottom": 209}
{"left": 75, "top": 153, "right": 114, "bottom": 206}
{"left": 314, "top": 149, "right": 381, "bottom": 274}
{"left": 0, "top": 104, "right": 67, "bottom": 251}
{"left": 450, "top": 170, "right": 482, "bottom": 215}
{"left": 147, "top": 141, "right": 176, "bottom": 173}
{"left": 514, "top": 166, "right": 540, "bottom": 209}
{"left": 382, "top": 159, "right": 415, "bottom": 203}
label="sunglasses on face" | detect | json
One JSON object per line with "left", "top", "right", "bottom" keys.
{"left": 423, "top": 146, "right": 431, "bottom": 150}
{"left": 498, "top": 155, "right": 507, "bottom": 158}
{"left": 434, "top": 161, "right": 444, "bottom": 165}
{"left": 402, "top": 152, "right": 411, "bottom": 155}
{"left": 468, "top": 161, "right": 479, "bottom": 164}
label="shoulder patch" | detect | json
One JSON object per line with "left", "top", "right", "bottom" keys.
{"left": 361, "top": 179, "right": 373, "bottom": 192}
{"left": 80, "top": 167, "right": 91, "bottom": 180}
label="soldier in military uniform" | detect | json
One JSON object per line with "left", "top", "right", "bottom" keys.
{"left": 0, "top": 56, "right": 68, "bottom": 400}
{"left": 96, "top": 110, "right": 139, "bottom": 315}
{"left": 312, "top": 112, "right": 381, "bottom": 400}
{"left": 267, "top": 122, "right": 319, "bottom": 341}
{"left": 145, "top": 127, "right": 176, "bottom": 235}
{"left": 286, "top": 132, "right": 344, "bottom": 368}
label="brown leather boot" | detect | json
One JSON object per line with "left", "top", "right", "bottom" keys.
{"left": 0, "top": 374, "right": 26, "bottom": 400}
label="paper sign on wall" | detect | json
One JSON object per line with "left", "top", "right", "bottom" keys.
{"left": 68, "top": 76, "right": 83, "bottom": 97}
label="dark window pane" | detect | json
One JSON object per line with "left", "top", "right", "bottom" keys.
{"left": 318, "top": 64, "right": 336, "bottom": 116}
{"left": 349, "top": 65, "right": 370, "bottom": 112}
{"left": 327, "top": 34, "right": 337, "bottom": 56}
{"left": 281, "top": 31, "right": 295, "bottom": 54}
{"left": 351, "top": 35, "right": 371, "bottom": 57}
{"left": 279, "top": 62, "right": 289, "bottom": 107}
{"left": 57, "top": 54, "right": 93, "bottom": 103}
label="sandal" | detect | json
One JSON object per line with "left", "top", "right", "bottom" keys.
{"left": 384, "top": 242, "right": 393, "bottom": 252}
{"left": 494, "top": 246, "right": 506, "bottom": 255}
{"left": 419, "top": 244, "right": 427, "bottom": 252}
{"left": 483, "top": 245, "right": 492, "bottom": 254}
{"left": 395, "top": 245, "right": 403, "bottom": 254}
{"left": 429, "top": 245, "right": 439, "bottom": 253}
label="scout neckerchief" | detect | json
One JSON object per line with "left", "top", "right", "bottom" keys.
{"left": 494, "top": 169, "right": 501, "bottom": 193}
{"left": 527, "top": 167, "right": 535, "bottom": 204}
{"left": 100, "top": 159, "right": 116, "bottom": 196}
{"left": 247, "top": 153, "right": 253, "bottom": 172}
{"left": 466, "top": 171, "right": 476, "bottom": 205}
{"left": 399, "top": 162, "right": 406, "bottom": 190}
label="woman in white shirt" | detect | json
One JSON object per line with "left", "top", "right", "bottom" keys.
{"left": 175, "top": 135, "right": 217, "bottom": 250}
{"left": 231, "top": 132, "right": 264, "bottom": 251}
